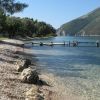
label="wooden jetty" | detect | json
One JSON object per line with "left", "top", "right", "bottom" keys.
{"left": 23, "top": 41, "right": 69, "bottom": 46}
{"left": 22, "top": 41, "right": 100, "bottom": 47}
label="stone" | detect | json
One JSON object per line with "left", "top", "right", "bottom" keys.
{"left": 25, "top": 86, "right": 44, "bottom": 100}
{"left": 17, "top": 59, "right": 31, "bottom": 72}
{"left": 20, "top": 67, "right": 39, "bottom": 84}
{"left": 23, "top": 59, "right": 31, "bottom": 67}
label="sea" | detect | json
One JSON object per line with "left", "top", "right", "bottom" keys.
{"left": 26, "top": 36, "right": 100, "bottom": 100}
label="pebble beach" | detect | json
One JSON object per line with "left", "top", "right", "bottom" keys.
{"left": 0, "top": 39, "right": 63, "bottom": 100}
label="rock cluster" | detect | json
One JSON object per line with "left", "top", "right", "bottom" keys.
{"left": 20, "top": 67, "right": 39, "bottom": 84}
{"left": 26, "top": 86, "right": 44, "bottom": 100}
{"left": 17, "top": 59, "right": 31, "bottom": 72}
{"left": 14, "top": 52, "right": 52, "bottom": 100}
{"left": 16, "top": 58, "right": 40, "bottom": 84}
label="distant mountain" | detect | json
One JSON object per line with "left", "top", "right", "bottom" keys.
{"left": 57, "top": 7, "right": 100, "bottom": 36}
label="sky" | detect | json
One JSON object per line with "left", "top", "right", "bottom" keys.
{"left": 14, "top": 0, "right": 100, "bottom": 28}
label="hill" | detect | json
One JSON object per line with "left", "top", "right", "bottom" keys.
{"left": 57, "top": 7, "right": 100, "bottom": 36}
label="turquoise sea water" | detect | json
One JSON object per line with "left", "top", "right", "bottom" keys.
{"left": 28, "top": 36, "right": 100, "bottom": 99}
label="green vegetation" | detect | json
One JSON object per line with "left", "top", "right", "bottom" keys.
{"left": 0, "top": 36, "right": 8, "bottom": 40}
{"left": 0, "top": 0, "right": 28, "bottom": 15}
{"left": 1, "top": 16, "right": 56, "bottom": 38}
{"left": 0, "top": 8, "right": 6, "bottom": 33}
{"left": 57, "top": 7, "right": 100, "bottom": 36}
{"left": 0, "top": 0, "right": 56, "bottom": 39}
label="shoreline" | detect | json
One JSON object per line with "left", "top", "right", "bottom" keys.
{"left": 0, "top": 39, "right": 61, "bottom": 100}
{"left": 0, "top": 39, "right": 33, "bottom": 99}
{"left": 0, "top": 39, "right": 92, "bottom": 100}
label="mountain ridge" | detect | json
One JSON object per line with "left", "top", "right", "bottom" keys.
{"left": 57, "top": 7, "right": 100, "bottom": 36}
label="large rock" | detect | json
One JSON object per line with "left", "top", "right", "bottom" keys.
{"left": 20, "top": 67, "right": 39, "bottom": 84}
{"left": 25, "top": 86, "right": 44, "bottom": 100}
{"left": 17, "top": 59, "right": 31, "bottom": 72}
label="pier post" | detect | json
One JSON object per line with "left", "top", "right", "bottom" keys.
{"left": 63, "top": 41, "right": 66, "bottom": 46}
{"left": 96, "top": 40, "right": 99, "bottom": 47}
{"left": 69, "top": 41, "right": 70, "bottom": 47}
{"left": 51, "top": 42, "right": 53, "bottom": 47}
{"left": 32, "top": 42, "right": 34, "bottom": 46}
{"left": 40, "top": 42, "right": 43, "bottom": 46}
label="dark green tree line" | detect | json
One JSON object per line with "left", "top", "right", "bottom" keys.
{"left": 0, "top": 0, "right": 56, "bottom": 38}
{"left": 5, "top": 17, "right": 56, "bottom": 37}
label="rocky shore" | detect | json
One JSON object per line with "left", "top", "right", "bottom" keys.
{"left": 0, "top": 39, "right": 61, "bottom": 100}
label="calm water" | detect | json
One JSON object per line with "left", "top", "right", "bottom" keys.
{"left": 29, "top": 36, "right": 100, "bottom": 99}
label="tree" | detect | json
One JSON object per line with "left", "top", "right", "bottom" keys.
{"left": 21, "top": 18, "right": 37, "bottom": 37}
{"left": 0, "top": 0, "right": 28, "bottom": 38}
{"left": 0, "top": 8, "right": 6, "bottom": 33}
{"left": 6, "top": 16, "right": 22, "bottom": 37}
{"left": 0, "top": 0, "right": 28, "bottom": 15}
{"left": 34, "top": 21, "right": 56, "bottom": 37}
{"left": 5, "top": 16, "right": 56, "bottom": 38}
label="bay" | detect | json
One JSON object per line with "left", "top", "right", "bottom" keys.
{"left": 27, "top": 36, "right": 100, "bottom": 100}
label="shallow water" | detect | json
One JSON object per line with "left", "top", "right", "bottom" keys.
{"left": 28, "top": 36, "right": 100, "bottom": 100}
